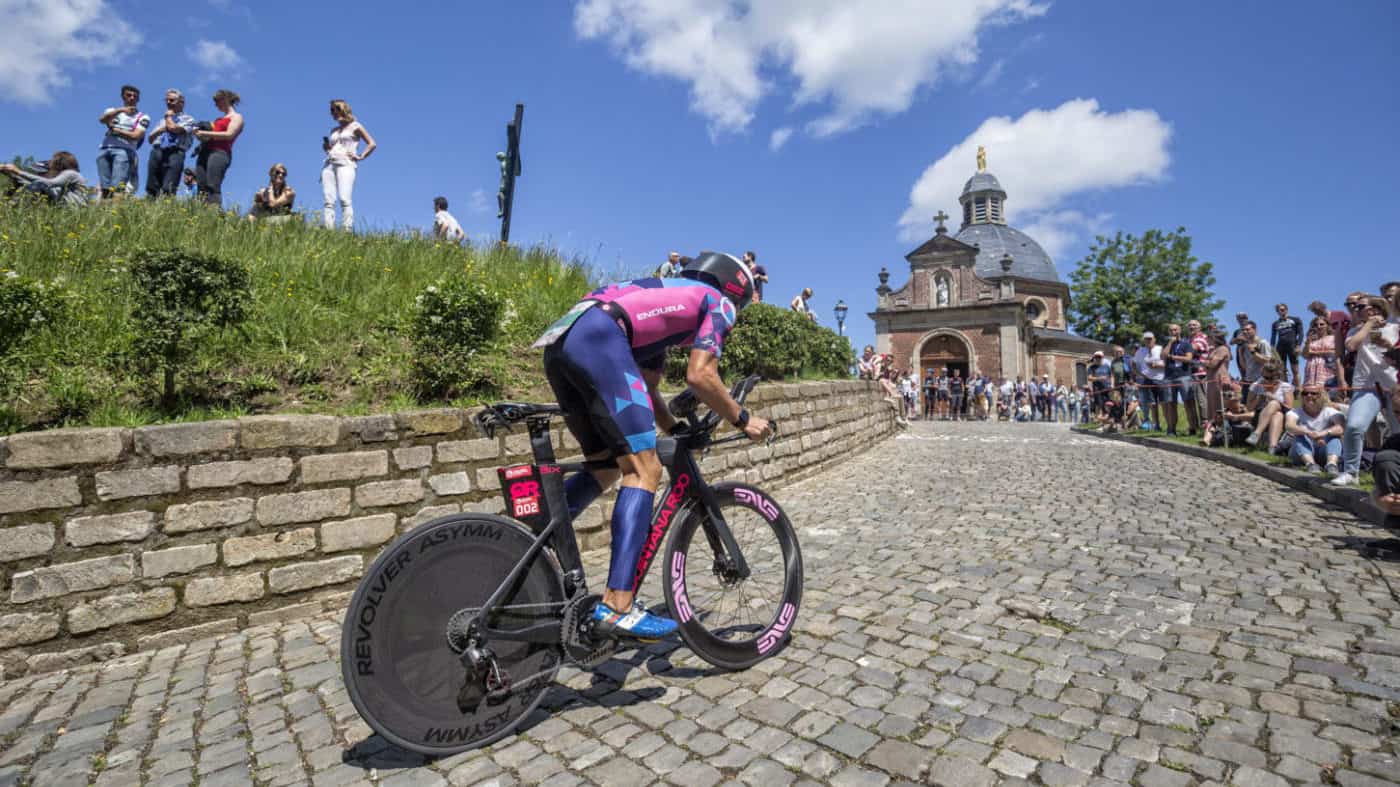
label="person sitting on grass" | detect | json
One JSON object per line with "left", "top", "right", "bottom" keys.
{"left": 1284, "top": 386, "right": 1344, "bottom": 475}
{"left": 0, "top": 152, "right": 88, "bottom": 205}
{"left": 1202, "top": 385, "right": 1254, "bottom": 447}
{"left": 249, "top": 163, "right": 295, "bottom": 223}
{"left": 1370, "top": 386, "right": 1400, "bottom": 527}
{"left": 1245, "top": 362, "right": 1294, "bottom": 453}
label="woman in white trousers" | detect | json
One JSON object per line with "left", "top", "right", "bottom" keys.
{"left": 321, "top": 99, "right": 377, "bottom": 230}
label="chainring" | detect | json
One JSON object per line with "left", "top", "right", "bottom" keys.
{"left": 561, "top": 592, "right": 616, "bottom": 668}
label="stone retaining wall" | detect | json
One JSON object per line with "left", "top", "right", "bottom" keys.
{"left": 0, "top": 380, "right": 898, "bottom": 677}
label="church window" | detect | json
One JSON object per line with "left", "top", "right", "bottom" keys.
{"left": 989, "top": 198, "right": 1003, "bottom": 222}
{"left": 1025, "top": 301, "right": 1041, "bottom": 321}
{"left": 973, "top": 198, "right": 988, "bottom": 223}
{"left": 963, "top": 203, "right": 972, "bottom": 226}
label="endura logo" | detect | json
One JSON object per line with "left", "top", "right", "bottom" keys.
{"left": 635, "top": 304, "right": 685, "bottom": 321}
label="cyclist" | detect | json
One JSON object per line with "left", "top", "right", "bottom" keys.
{"left": 533, "top": 252, "right": 774, "bottom": 640}
{"left": 1270, "top": 303, "right": 1304, "bottom": 386}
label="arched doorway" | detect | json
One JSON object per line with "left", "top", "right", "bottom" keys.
{"left": 919, "top": 332, "right": 971, "bottom": 381}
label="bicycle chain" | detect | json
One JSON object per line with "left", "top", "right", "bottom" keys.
{"left": 561, "top": 592, "right": 616, "bottom": 668}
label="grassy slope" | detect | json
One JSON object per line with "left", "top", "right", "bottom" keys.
{"left": 0, "top": 198, "right": 594, "bottom": 433}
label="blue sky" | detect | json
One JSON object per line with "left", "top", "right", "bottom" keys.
{"left": 3, "top": 1, "right": 1398, "bottom": 354}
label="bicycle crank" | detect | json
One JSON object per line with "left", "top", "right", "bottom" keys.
{"left": 561, "top": 592, "right": 616, "bottom": 668}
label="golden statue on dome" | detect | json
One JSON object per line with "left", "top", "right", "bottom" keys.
{"left": 976, "top": 145, "right": 987, "bottom": 172}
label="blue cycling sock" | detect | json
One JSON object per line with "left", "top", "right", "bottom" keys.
{"left": 607, "top": 485, "right": 655, "bottom": 592}
{"left": 564, "top": 472, "right": 602, "bottom": 519}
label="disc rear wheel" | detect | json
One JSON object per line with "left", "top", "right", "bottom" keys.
{"left": 340, "top": 514, "right": 564, "bottom": 756}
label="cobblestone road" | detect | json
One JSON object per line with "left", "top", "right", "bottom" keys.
{"left": 2, "top": 421, "right": 1398, "bottom": 787}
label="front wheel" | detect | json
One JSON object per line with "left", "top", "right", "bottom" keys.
{"left": 340, "top": 513, "right": 565, "bottom": 756}
{"left": 663, "top": 482, "right": 803, "bottom": 670}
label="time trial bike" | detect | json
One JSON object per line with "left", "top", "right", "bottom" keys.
{"left": 339, "top": 375, "right": 803, "bottom": 755}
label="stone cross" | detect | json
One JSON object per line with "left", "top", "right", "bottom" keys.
{"left": 934, "top": 211, "right": 949, "bottom": 233}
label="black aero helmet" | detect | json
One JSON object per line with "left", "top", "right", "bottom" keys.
{"left": 680, "top": 251, "right": 754, "bottom": 308}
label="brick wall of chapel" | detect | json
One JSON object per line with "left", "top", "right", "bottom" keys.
{"left": 889, "top": 326, "right": 1006, "bottom": 379}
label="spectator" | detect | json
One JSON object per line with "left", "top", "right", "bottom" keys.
{"left": 1369, "top": 386, "right": 1400, "bottom": 522}
{"left": 1134, "top": 331, "right": 1166, "bottom": 430}
{"left": 321, "top": 99, "right": 377, "bottom": 231}
{"left": 1202, "top": 329, "right": 1234, "bottom": 427}
{"left": 1338, "top": 293, "right": 1367, "bottom": 397}
{"left": 1334, "top": 295, "right": 1398, "bottom": 486}
{"left": 1285, "top": 386, "right": 1344, "bottom": 474}
{"left": 193, "top": 89, "right": 243, "bottom": 207}
{"left": 0, "top": 152, "right": 87, "bottom": 206}
{"left": 1087, "top": 351, "right": 1110, "bottom": 413}
{"left": 1244, "top": 362, "right": 1294, "bottom": 453}
{"left": 180, "top": 168, "right": 197, "bottom": 198}
{"left": 657, "top": 251, "right": 682, "bottom": 278}
{"left": 1203, "top": 384, "right": 1253, "bottom": 447}
{"left": 249, "top": 164, "right": 296, "bottom": 223}
{"left": 1109, "top": 345, "right": 1130, "bottom": 394}
{"left": 744, "top": 251, "right": 767, "bottom": 303}
{"left": 858, "top": 346, "right": 877, "bottom": 380}
{"left": 790, "top": 288, "right": 814, "bottom": 320}
{"left": 1231, "top": 312, "right": 1251, "bottom": 380}
{"left": 982, "top": 375, "right": 994, "bottom": 419}
{"left": 900, "top": 371, "right": 917, "bottom": 418}
{"left": 1237, "top": 321, "right": 1274, "bottom": 395}
{"left": 971, "top": 374, "right": 986, "bottom": 420}
{"left": 1161, "top": 323, "right": 1198, "bottom": 436}
{"left": 432, "top": 196, "right": 465, "bottom": 242}
{"left": 948, "top": 370, "right": 965, "bottom": 421}
{"left": 1271, "top": 303, "right": 1304, "bottom": 386}
{"left": 1302, "top": 316, "right": 1337, "bottom": 390}
{"left": 145, "top": 89, "right": 197, "bottom": 198}
{"left": 938, "top": 371, "right": 952, "bottom": 420}
{"left": 96, "top": 84, "right": 149, "bottom": 198}
{"left": 1054, "top": 381, "right": 1070, "bottom": 422}
{"left": 922, "top": 367, "right": 936, "bottom": 418}
{"left": 1187, "top": 318, "right": 1210, "bottom": 408}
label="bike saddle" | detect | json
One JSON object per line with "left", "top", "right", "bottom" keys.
{"left": 474, "top": 402, "right": 562, "bottom": 437}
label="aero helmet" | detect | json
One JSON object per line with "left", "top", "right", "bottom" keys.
{"left": 680, "top": 251, "right": 754, "bottom": 308}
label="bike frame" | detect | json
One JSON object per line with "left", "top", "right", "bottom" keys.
{"left": 473, "top": 416, "right": 749, "bottom": 646}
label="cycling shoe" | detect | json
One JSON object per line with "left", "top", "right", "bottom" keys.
{"left": 591, "top": 601, "right": 678, "bottom": 641}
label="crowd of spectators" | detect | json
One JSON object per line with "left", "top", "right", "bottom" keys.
{"left": 3, "top": 84, "right": 402, "bottom": 235}
{"left": 1083, "top": 288, "right": 1400, "bottom": 502}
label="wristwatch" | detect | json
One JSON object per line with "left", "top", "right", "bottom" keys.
{"left": 732, "top": 408, "right": 750, "bottom": 429}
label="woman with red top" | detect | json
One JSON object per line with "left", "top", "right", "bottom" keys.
{"left": 1302, "top": 316, "right": 1337, "bottom": 390}
{"left": 193, "top": 89, "right": 243, "bottom": 206}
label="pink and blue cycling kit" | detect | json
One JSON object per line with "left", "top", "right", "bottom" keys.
{"left": 539, "top": 277, "right": 737, "bottom": 456}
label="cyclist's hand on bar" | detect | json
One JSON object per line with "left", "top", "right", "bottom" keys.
{"left": 743, "top": 415, "right": 773, "bottom": 442}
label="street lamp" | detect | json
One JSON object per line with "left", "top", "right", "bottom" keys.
{"left": 833, "top": 300, "right": 848, "bottom": 336}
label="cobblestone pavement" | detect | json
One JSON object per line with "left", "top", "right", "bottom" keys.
{"left": 2, "top": 420, "right": 1398, "bottom": 787}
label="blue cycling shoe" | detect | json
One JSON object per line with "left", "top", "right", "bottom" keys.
{"left": 591, "top": 600, "right": 678, "bottom": 641}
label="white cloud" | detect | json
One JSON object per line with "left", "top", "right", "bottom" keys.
{"left": 769, "top": 127, "right": 793, "bottom": 151}
{"left": 976, "top": 59, "right": 1005, "bottom": 90}
{"left": 898, "top": 98, "right": 1172, "bottom": 258}
{"left": 188, "top": 39, "right": 244, "bottom": 73}
{"left": 468, "top": 189, "right": 491, "bottom": 215}
{"left": 574, "top": 0, "right": 1047, "bottom": 137}
{"left": 0, "top": 0, "right": 142, "bottom": 105}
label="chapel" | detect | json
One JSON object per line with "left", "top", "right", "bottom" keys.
{"left": 870, "top": 149, "right": 1107, "bottom": 384}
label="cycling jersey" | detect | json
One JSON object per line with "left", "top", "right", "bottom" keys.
{"left": 539, "top": 278, "right": 739, "bottom": 457}
{"left": 1271, "top": 316, "right": 1303, "bottom": 349}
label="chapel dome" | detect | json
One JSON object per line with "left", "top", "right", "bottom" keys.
{"left": 953, "top": 223, "right": 1060, "bottom": 283}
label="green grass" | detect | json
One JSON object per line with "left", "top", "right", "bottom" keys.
{"left": 0, "top": 197, "right": 595, "bottom": 433}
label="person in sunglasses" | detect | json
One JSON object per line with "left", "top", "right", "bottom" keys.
{"left": 1333, "top": 295, "right": 1398, "bottom": 486}
{"left": 1285, "top": 386, "right": 1344, "bottom": 475}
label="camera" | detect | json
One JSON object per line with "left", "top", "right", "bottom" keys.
{"left": 195, "top": 120, "right": 213, "bottom": 132}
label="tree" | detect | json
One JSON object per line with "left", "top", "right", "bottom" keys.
{"left": 1067, "top": 227, "right": 1224, "bottom": 347}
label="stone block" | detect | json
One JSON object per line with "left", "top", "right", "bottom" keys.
{"left": 300, "top": 450, "right": 388, "bottom": 484}
{"left": 503, "top": 433, "right": 531, "bottom": 457}
{"left": 238, "top": 415, "right": 341, "bottom": 449}
{"left": 0, "top": 612, "right": 61, "bottom": 648}
{"left": 136, "top": 618, "right": 238, "bottom": 651}
{"left": 142, "top": 543, "right": 218, "bottom": 578}
{"left": 0, "top": 477, "right": 82, "bottom": 515}
{"left": 5, "top": 427, "right": 125, "bottom": 469}
{"left": 402, "top": 504, "right": 460, "bottom": 531}
{"left": 392, "top": 445, "right": 433, "bottom": 470}
{"left": 10, "top": 554, "right": 135, "bottom": 603}
{"left": 185, "top": 572, "right": 265, "bottom": 607}
{"left": 94, "top": 465, "right": 181, "bottom": 500}
{"left": 256, "top": 488, "right": 351, "bottom": 525}
{"left": 395, "top": 409, "right": 464, "bottom": 435}
{"left": 475, "top": 468, "right": 502, "bottom": 491}
{"left": 437, "top": 438, "right": 500, "bottom": 463}
{"left": 134, "top": 421, "right": 238, "bottom": 457}
{"left": 354, "top": 479, "right": 423, "bottom": 508}
{"left": 187, "top": 457, "right": 294, "bottom": 489}
{"left": 164, "top": 497, "right": 255, "bottom": 533}
{"left": 0, "top": 523, "right": 56, "bottom": 562}
{"left": 428, "top": 472, "right": 471, "bottom": 496}
{"left": 268, "top": 555, "right": 361, "bottom": 594}
{"left": 247, "top": 602, "right": 322, "bottom": 626}
{"left": 321, "top": 514, "right": 396, "bottom": 553}
{"left": 27, "top": 641, "right": 124, "bottom": 674}
{"left": 223, "top": 527, "right": 317, "bottom": 566}
{"left": 344, "top": 414, "right": 397, "bottom": 443}
{"left": 65, "top": 510, "right": 155, "bottom": 546}
{"left": 68, "top": 588, "right": 176, "bottom": 634}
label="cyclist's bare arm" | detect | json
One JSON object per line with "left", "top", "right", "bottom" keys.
{"left": 641, "top": 367, "right": 677, "bottom": 434}
{"left": 685, "top": 349, "right": 772, "bottom": 441}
